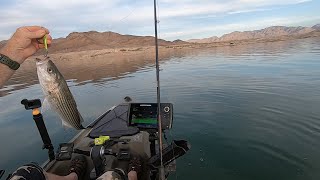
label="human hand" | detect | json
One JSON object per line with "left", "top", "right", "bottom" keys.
{"left": 0, "top": 26, "right": 52, "bottom": 64}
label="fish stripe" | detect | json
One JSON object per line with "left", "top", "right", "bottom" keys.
{"left": 60, "top": 88, "right": 81, "bottom": 129}
{"left": 60, "top": 91, "right": 77, "bottom": 128}
{"left": 66, "top": 92, "right": 80, "bottom": 128}
{"left": 56, "top": 91, "right": 70, "bottom": 126}
{"left": 57, "top": 89, "right": 78, "bottom": 129}
{"left": 62, "top": 94, "right": 77, "bottom": 128}
{"left": 52, "top": 92, "right": 65, "bottom": 126}
{"left": 65, "top": 98, "right": 77, "bottom": 127}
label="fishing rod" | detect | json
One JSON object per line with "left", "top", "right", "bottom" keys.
{"left": 153, "top": 0, "right": 165, "bottom": 179}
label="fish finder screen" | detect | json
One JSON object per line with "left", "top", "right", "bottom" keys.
{"left": 130, "top": 104, "right": 158, "bottom": 128}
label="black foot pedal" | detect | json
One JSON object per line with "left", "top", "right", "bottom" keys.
{"left": 56, "top": 143, "right": 74, "bottom": 161}
{"left": 148, "top": 140, "right": 191, "bottom": 169}
{"left": 117, "top": 149, "right": 131, "bottom": 160}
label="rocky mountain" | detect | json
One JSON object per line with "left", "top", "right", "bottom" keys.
{"left": 188, "top": 36, "right": 219, "bottom": 43}
{"left": 1, "top": 24, "right": 319, "bottom": 52}
{"left": 312, "top": 24, "right": 320, "bottom": 30}
{"left": 0, "top": 31, "right": 188, "bottom": 54}
{"left": 49, "top": 31, "right": 189, "bottom": 53}
{"left": 188, "top": 24, "right": 320, "bottom": 43}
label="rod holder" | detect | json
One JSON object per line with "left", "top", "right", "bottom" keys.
{"left": 21, "top": 99, "right": 55, "bottom": 161}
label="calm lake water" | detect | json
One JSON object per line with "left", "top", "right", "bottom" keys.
{"left": 1, "top": 37, "right": 320, "bottom": 180}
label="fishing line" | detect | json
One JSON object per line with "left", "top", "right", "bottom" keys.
{"left": 104, "top": 1, "right": 138, "bottom": 39}
{"left": 93, "top": 108, "right": 127, "bottom": 130}
{"left": 117, "top": 6, "right": 136, "bottom": 23}
{"left": 155, "top": 5, "right": 178, "bottom": 179}
{"left": 156, "top": 0, "right": 161, "bottom": 40}
{"left": 68, "top": 1, "right": 140, "bottom": 96}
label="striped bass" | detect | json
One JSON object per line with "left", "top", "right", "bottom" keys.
{"left": 36, "top": 57, "right": 84, "bottom": 130}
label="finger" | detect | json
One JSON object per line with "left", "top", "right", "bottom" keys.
{"left": 37, "top": 38, "right": 44, "bottom": 44}
{"left": 36, "top": 36, "right": 52, "bottom": 44}
{"left": 46, "top": 35, "right": 53, "bottom": 41}
{"left": 37, "top": 43, "right": 51, "bottom": 49}
{"left": 31, "top": 41, "right": 40, "bottom": 50}
{"left": 31, "top": 38, "right": 51, "bottom": 50}
{"left": 38, "top": 44, "right": 45, "bottom": 49}
{"left": 26, "top": 29, "right": 47, "bottom": 39}
{"left": 24, "top": 26, "right": 49, "bottom": 34}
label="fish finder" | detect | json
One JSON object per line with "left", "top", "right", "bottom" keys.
{"left": 128, "top": 103, "right": 173, "bottom": 130}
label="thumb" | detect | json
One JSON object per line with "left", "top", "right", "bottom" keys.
{"left": 26, "top": 30, "right": 47, "bottom": 39}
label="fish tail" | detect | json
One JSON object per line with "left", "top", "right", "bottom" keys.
{"left": 77, "top": 112, "right": 85, "bottom": 129}
{"left": 78, "top": 112, "right": 84, "bottom": 123}
{"left": 80, "top": 124, "right": 85, "bottom": 129}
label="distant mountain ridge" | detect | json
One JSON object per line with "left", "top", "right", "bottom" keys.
{"left": 46, "top": 31, "right": 187, "bottom": 53}
{"left": 312, "top": 24, "right": 320, "bottom": 30}
{"left": 0, "top": 31, "right": 187, "bottom": 54}
{"left": 0, "top": 24, "right": 319, "bottom": 53}
{"left": 187, "top": 24, "right": 320, "bottom": 43}
{"left": 188, "top": 36, "right": 219, "bottom": 43}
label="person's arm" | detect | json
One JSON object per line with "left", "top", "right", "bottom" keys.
{"left": 0, "top": 26, "right": 52, "bottom": 88}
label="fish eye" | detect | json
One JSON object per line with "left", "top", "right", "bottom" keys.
{"left": 47, "top": 68, "right": 53, "bottom": 73}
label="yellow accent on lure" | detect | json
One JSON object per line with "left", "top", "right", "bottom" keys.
{"left": 43, "top": 35, "right": 48, "bottom": 57}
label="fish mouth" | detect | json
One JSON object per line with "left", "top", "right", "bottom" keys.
{"left": 36, "top": 57, "right": 50, "bottom": 65}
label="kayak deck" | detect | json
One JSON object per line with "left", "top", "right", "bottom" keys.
{"left": 43, "top": 104, "right": 155, "bottom": 179}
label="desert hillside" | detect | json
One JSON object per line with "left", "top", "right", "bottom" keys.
{"left": 188, "top": 24, "right": 320, "bottom": 43}
{"left": 0, "top": 24, "right": 320, "bottom": 53}
{"left": 0, "top": 31, "right": 188, "bottom": 54}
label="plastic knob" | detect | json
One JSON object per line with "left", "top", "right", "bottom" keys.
{"left": 164, "top": 106, "right": 170, "bottom": 113}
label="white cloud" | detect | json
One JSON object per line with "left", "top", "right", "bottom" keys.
{"left": 228, "top": 8, "right": 273, "bottom": 14}
{"left": 0, "top": 0, "right": 316, "bottom": 40}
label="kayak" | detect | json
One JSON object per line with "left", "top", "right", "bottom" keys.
{"left": 41, "top": 102, "right": 190, "bottom": 180}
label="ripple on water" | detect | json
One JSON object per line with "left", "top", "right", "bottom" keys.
{"left": 258, "top": 105, "right": 320, "bottom": 145}
{"left": 247, "top": 140, "right": 311, "bottom": 169}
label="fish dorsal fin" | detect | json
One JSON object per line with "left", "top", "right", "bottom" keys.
{"left": 41, "top": 97, "right": 51, "bottom": 113}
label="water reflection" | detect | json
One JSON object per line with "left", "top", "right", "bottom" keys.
{"left": 1, "top": 47, "right": 196, "bottom": 97}
{"left": 3, "top": 37, "right": 319, "bottom": 97}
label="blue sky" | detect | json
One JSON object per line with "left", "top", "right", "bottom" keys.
{"left": 0, "top": 0, "right": 319, "bottom": 41}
